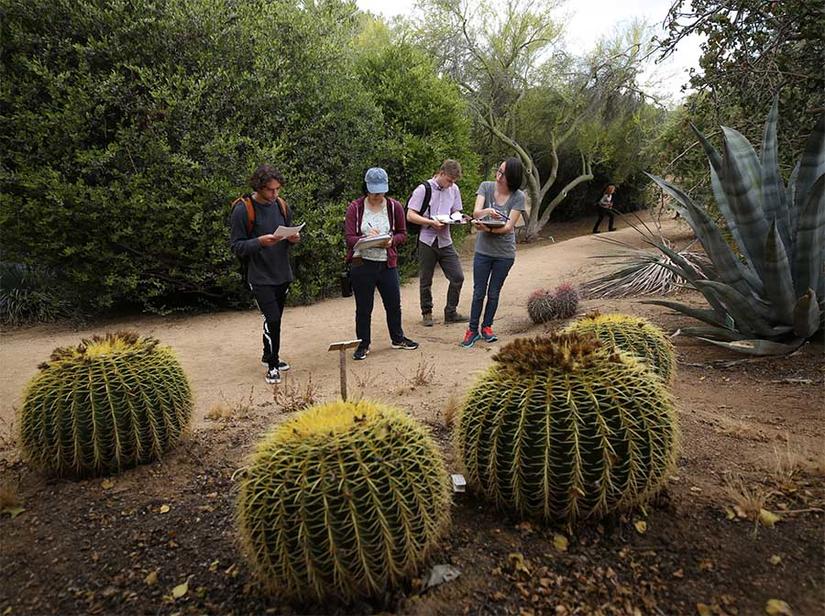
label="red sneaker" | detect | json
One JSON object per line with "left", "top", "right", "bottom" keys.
{"left": 461, "top": 329, "right": 481, "bottom": 348}
{"left": 481, "top": 326, "right": 498, "bottom": 342}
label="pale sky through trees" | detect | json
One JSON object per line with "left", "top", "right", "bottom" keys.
{"left": 355, "top": 0, "right": 703, "bottom": 104}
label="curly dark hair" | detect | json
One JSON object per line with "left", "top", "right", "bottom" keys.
{"left": 249, "top": 164, "right": 285, "bottom": 191}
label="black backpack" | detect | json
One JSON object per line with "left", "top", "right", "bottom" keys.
{"left": 405, "top": 182, "right": 432, "bottom": 235}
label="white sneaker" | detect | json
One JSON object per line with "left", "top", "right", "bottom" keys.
{"left": 265, "top": 367, "right": 281, "bottom": 385}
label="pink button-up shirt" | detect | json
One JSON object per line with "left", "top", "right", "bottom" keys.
{"left": 407, "top": 178, "right": 463, "bottom": 247}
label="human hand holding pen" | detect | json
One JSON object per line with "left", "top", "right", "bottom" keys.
{"left": 367, "top": 222, "right": 380, "bottom": 237}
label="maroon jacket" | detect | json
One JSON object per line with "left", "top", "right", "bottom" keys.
{"left": 344, "top": 196, "right": 407, "bottom": 267}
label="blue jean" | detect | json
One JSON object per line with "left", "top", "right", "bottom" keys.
{"left": 469, "top": 253, "right": 515, "bottom": 332}
{"left": 350, "top": 260, "right": 404, "bottom": 349}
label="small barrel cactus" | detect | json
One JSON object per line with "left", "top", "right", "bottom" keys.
{"left": 455, "top": 332, "right": 678, "bottom": 523}
{"left": 564, "top": 313, "right": 676, "bottom": 381}
{"left": 527, "top": 282, "right": 580, "bottom": 323}
{"left": 19, "top": 331, "right": 192, "bottom": 477}
{"left": 236, "top": 399, "right": 451, "bottom": 603}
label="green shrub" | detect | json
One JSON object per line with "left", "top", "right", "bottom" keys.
{"left": 236, "top": 399, "right": 450, "bottom": 602}
{"left": 19, "top": 332, "right": 192, "bottom": 477}
{"left": 455, "top": 332, "right": 678, "bottom": 523}
{"left": 564, "top": 313, "right": 676, "bottom": 381}
{"left": 0, "top": 262, "right": 68, "bottom": 326}
{"left": 0, "top": 1, "right": 478, "bottom": 315}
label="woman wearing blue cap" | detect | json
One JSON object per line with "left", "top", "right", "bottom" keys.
{"left": 344, "top": 167, "right": 419, "bottom": 360}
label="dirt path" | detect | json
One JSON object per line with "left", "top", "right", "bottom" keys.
{"left": 2, "top": 215, "right": 823, "bottom": 615}
{"left": 0, "top": 217, "right": 682, "bottom": 429}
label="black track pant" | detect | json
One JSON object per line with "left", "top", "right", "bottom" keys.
{"left": 250, "top": 282, "right": 289, "bottom": 369}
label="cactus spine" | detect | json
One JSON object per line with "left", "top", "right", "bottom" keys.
{"left": 527, "top": 283, "right": 580, "bottom": 323}
{"left": 236, "top": 399, "right": 451, "bottom": 603}
{"left": 19, "top": 332, "right": 192, "bottom": 477}
{"left": 455, "top": 333, "right": 678, "bottom": 523}
{"left": 564, "top": 313, "right": 676, "bottom": 381}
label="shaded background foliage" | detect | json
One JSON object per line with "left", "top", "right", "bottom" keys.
{"left": 654, "top": 0, "right": 824, "bottom": 211}
{"left": 0, "top": 0, "right": 477, "bottom": 316}
{"left": 3, "top": 0, "right": 819, "bottom": 322}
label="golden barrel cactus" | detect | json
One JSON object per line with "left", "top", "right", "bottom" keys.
{"left": 455, "top": 332, "right": 678, "bottom": 523}
{"left": 565, "top": 313, "right": 676, "bottom": 381}
{"left": 19, "top": 332, "right": 192, "bottom": 477}
{"left": 236, "top": 399, "right": 451, "bottom": 603}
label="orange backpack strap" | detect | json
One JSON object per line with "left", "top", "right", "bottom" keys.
{"left": 276, "top": 196, "right": 288, "bottom": 220}
{"left": 232, "top": 196, "right": 256, "bottom": 235}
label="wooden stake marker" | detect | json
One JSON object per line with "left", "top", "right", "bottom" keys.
{"left": 327, "top": 339, "right": 362, "bottom": 401}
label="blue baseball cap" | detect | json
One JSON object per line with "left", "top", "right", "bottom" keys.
{"left": 364, "top": 167, "right": 389, "bottom": 194}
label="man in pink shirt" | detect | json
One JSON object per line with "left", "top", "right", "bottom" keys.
{"left": 406, "top": 159, "right": 466, "bottom": 326}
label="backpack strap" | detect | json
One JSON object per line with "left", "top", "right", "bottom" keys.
{"left": 234, "top": 195, "right": 289, "bottom": 235}
{"left": 421, "top": 182, "right": 432, "bottom": 217}
{"left": 276, "top": 196, "right": 288, "bottom": 219}
{"left": 232, "top": 196, "right": 257, "bottom": 235}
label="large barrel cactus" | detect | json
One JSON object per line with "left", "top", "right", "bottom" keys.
{"left": 236, "top": 399, "right": 451, "bottom": 603}
{"left": 19, "top": 332, "right": 192, "bottom": 477}
{"left": 564, "top": 313, "right": 676, "bottom": 381}
{"left": 455, "top": 332, "right": 678, "bottom": 523}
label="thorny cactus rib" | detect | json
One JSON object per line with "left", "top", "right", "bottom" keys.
{"left": 455, "top": 332, "right": 679, "bottom": 523}
{"left": 564, "top": 313, "right": 676, "bottom": 381}
{"left": 236, "top": 399, "right": 451, "bottom": 603}
{"left": 19, "top": 331, "right": 192, "bottom": 477}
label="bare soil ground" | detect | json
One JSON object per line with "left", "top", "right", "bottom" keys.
{"left": 2, "top": 216, "right": 823, "bottom": 615}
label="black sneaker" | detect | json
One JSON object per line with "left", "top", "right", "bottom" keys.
{"left": 391, "top": 337, "right": 419, "bottom": 350}
{"left": 262, "top": 357, "right": 290, "bottom": 371}
{"left": 265, "top": 367, "right": 281, "bottom": 385}
{"left": 353, "top": 346, "right": 370, "bottom": 361}
{"left": 444, "top": 311, "right": 467, "bottom": 323}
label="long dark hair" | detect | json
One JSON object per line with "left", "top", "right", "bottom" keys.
{"left": 502, "top": 157, "right": 523, "bottom": 193}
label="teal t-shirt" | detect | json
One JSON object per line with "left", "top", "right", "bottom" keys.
{"left": 474, "top": 181, "right": 526, "bottom": 259}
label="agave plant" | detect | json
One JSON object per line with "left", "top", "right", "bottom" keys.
{"left": 646, "top": 101, "right": 824, "bottom": 355}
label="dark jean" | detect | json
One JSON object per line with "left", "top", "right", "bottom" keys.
{"left": 593, "top": 207, "right": 615, "bottom": 232}
{"left": 250, "top": 282, "right": 290, "bottom": 368}
{"left": 418, "top": 239, "right": 464, "bottom": 316}
{"left": 469, "top": 252, "right": 515, "bottom": 332}
{"left": 350, "top": 259, "right": 404, "bottom": 349}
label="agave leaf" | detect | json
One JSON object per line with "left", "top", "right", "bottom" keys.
{"left": 695, "top": 280, "right": 777, "bottom": 336}
{"left": 792, "top": 173, "right": 825, "bottom": 298}
{"left": 697, "top": 337, "right": 805, "bottom": 356}
{"left": 720, "top": 126, "right": 769, "bottom": 271}
{"left": 677, "top": 326, "right": 748, "bottom": 342}
{"left": 763, "top": 220, "right": 796, "bottom": 324}
{"left": 761, "top": 98, "right": 790, "bottom": 247}
{"left": 643, "top": 238, "right": 731, "bottom": 318}
{"left": 646, "top": 174, "right": 762, "bottom": 296}
{"left": 786, "top": 161, "right": 800, "bottom": 252}
{"left": 793, "top": 289, "right": 822, "bottom": 338}
{"left": 692, "top": 126, "right": 753, "bottom": 264}
{"left": 642, "top": 299, "right": 726, "bottom": 327}
{"left": 795, "top": 112, "right": 825, "bottom": 214}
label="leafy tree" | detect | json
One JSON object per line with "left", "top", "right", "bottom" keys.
{"left": 657, "top": 0, "right": 824, "bottom": 196}
{"left": 412, "top": 0, "right": 660, "bottom": 239}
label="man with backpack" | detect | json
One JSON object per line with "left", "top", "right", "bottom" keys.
{"left": 229, "top": 164, "right": 300, "bottom": 385}
{"left": 406, "top": 159, "right": 466, "bottom": 327}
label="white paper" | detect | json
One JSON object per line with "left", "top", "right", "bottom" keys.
{"left": 272, "top": 223, "right": 305, "bottom": 238}
{"left": 432, "top": 212, "right": 467, "bottom": 224}
{"left": 355, "top": 233, "right": 392, "bottom": 249}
